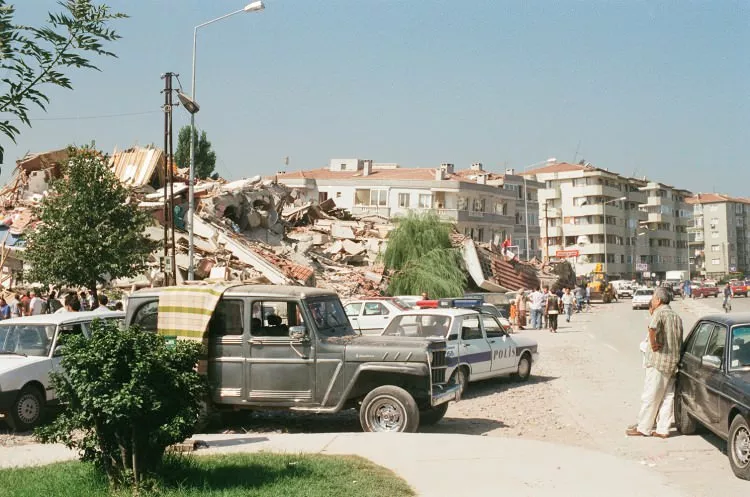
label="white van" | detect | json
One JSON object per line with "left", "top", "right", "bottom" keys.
{"left": 0, "top": 311, "right": 124, "bottom": 431}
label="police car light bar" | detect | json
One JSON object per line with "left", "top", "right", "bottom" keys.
{"left": 438, "top": 298, "right": 483, "bottom": 309}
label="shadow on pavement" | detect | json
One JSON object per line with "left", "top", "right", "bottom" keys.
{"left": 422, "top": 417, "right": 508, "bottom": 435}
{"left": 462, "top": 374, "right": 559, "bottom": 400}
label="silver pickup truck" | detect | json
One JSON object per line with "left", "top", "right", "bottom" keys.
{"left": 125, "top": 285, "right": 460, "bottom": 432}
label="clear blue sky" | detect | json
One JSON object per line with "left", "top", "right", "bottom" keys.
{"left": 6, "top": 1, "right": 749, "bottom": 196}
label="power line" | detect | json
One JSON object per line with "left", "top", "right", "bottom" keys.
{"left": 3, "top": 110, "right": 161, "bottom": 122}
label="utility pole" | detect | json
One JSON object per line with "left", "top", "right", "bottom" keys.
{"left": 544, "top": 201, "right": 549, "bottom": 261}
{"left": 162, "top": 72, "right": 178, "bottom": 286}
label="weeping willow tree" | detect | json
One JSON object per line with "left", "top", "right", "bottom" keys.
{"left": 384, "top": 213, "right": 466, "bottom": 298}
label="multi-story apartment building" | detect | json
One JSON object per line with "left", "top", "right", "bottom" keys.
{"left": 275, "top": 159, "right": 541, "bottom": 254}
{"left": 687, "top": 193, "right": 750, "bottom": 279}
{"left": 524, "top": 162, "right": 691, "bottom": 280}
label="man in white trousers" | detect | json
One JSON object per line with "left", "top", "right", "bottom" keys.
{"left": 626, "top": 286, "right": 683, "bottom": 438}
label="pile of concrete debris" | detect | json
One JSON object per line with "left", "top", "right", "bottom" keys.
{"left": 0, "top": 146, "right": 391, "bottom": 298}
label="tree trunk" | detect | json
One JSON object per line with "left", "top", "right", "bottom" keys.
{"left": 90, "top": 281, "right": 98, "bottom": 309}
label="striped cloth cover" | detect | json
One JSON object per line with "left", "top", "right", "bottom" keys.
{"left": 157, "top": 283, "right": 241, "bottom": 340}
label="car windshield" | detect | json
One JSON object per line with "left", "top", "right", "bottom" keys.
{"left": 635, "top": 289, "right": 653, "bottom": 297}
{"left": 382, "top": 315, "right": 451, "bottom": 338}
{"left": 306, "top": 297, "right": 356, "bottom": 337}
{"left": 0, "top": 324, "right": 57, "bottom": 357}
{"left": 730, "top": 326, "right": 750, "bottom": 370}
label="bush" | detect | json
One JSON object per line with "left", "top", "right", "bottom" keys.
{"left": 36, "top": 320, "right": 206, "bottom": 488}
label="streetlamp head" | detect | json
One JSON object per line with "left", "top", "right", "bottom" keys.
{"left": 244, "top": 1, "right": 265, "bottom": 12}
{"left": 177, "top": 91, "right": 200, "bottom": 114}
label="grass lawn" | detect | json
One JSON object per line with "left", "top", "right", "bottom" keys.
{"left": 0, "top": 453, "right": 415, "bottom": 497}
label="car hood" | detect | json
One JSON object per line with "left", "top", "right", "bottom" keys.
{"left": 0, "top": 355, "right": 48, "bottom": 374}
{"left": 331, "top": 334, "right": 442, "bottom": 363}
{"left": 511, "top": 335, "right": 538, "bottom": 348}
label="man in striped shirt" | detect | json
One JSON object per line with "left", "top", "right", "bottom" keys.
{"left": 627, "top": 286, "right": 683, "bottom": 438}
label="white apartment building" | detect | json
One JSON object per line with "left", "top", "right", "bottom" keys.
{"left": 275, "top": 159, "right": 541, "bottom": 253}
{"left": 524, "top": 162, "right": 691, "bottom": 280}
{"left": 687, "top": 193, "right": 750, "bottom": 279}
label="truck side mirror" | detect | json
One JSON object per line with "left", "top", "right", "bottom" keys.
{"left": 289, "top": 326, "right": 308, "bottom": 341}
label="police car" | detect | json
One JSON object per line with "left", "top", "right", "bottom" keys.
{"left": 381, "top": 306, "right": 539, "bottom": 395}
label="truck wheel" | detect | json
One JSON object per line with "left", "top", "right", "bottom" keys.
{"left": 359, "top": 386, "right": 419, "bottom": 433}
{"left": 419, "top": 403, "right": 449, "bottom": 426}
{"left": 675, "top": 397, "right": 697, "bottom": 435}
{"left": 512, "top": 353, "right": 532, "bottom": 381}
{"left": 728, "top": 415, "right": 750, "bottom": 480}
{"left": 8, "top": 385, "right": 45, "bottom": 432}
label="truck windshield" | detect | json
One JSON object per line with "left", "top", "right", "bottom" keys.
{"left": 0, "top": 324, "right": 57, "bottom": 357}
{"left": 306, "top": 298, "right": 356, "bottom": 337}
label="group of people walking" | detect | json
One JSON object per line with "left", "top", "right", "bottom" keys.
{"left": 512, "top": 284, "right": 590, "bottom": 333}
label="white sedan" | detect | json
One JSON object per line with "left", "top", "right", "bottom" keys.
{"left": 343, "top": 298, "right": 410, "bottom": 335}
{"left": 632, "top": 288, "right": 654, "bottom": 310}
{"left": 381, "top": 309, "right": 539, "bottom": 394}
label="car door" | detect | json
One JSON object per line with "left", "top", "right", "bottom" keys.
{"left": 344, "top": 302, "right": 364, "bottom": 333}
{"left": 245, "top": 299, "right": 315, "bottom": 405}
{"left": 481, "top": 315, "right": 517, "bottom": 373}
{"left": 50, "top": 322, "right": 86, "bottom": 402}
{"left": 459, "top": 315, "right": 492, "bottom": 378}
{"left": 679, "top": 321, "right": 716, "bottom": 424}
{"left": 701, "top": 324, "right": 728, "bottom": 431}
{"left": 357, "top": 302, "right": 391, "bottom": 335}
{"left": 205, "top": 298, "right": 247, "bottom": 404}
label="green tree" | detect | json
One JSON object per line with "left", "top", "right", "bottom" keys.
{"left": 174, "top": 125, "right": 217, "bottom": 179}
{"left": 0, "top": 1, "right": 126, "bottom": 163}
{"left": 384, "top": 212, "right": 466, "bottom": 298}
{"left": 36, "top": 320, "right": 206, "bottom": 487}
{"left": 24, "top": 146, "right": 156, "bottom": 301}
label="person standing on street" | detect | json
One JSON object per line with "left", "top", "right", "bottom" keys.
{"left": 541, "top": 287, "right": 549, "bottom": 329}
{"left": 29, "top": 290, "right": 45, "bottom": 316}
{"left": 9, "top": 294, "right": 21, "bottom": 318}
{"left": 574, "top": 285, "right": 585, "bottom": 312}
{"left": 20, "top": 291, "right": 31, "bottom": 316}
{"left": 545, "top": 288, "right": 560, "bottom": 333}
{"left": 529, "top": 287, "right": 545, "bottom": 330}
{"left": 723, "top": 283, "right": 733, "bottom": 311}
{"left": 0, "top": 298, "right": 10, "bottom": 320}
{"left": 562, "top": 288, "right": 575, "bottom": 323}
{"left": 585, "top": 285, "right": 591, "bottom": 308}
{"left": 626, "top": 287, "right": 683, "bottom": 438}
{"left": 515, "top": 288, "right": 527, "bottom": 330}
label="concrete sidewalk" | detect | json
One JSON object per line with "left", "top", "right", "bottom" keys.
{"left": 0, "top": 432, "right": 688, "bottom": 497}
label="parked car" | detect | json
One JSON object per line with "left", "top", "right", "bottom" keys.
{"left": 730, "top": 280, "right": 748, "bottom": 298}
{"left": 0, "top": 311, "right": 125, "bottom": 431}
{"left": 381, "top": 308, "right": 538, "bottom": 395}
{"left": 610, "top": 280, "right": 634, "bottom": 299}
{"left": 126, "top": 285, "right": 460, "bottom": 432}
{"left": 692, "top": 284, "right": 720, "bottom": 299}
{"left": 675, "top": 313, "right": 750, "bottom": 480}
{"left": 343, "top": 297, "right": 410, "bottom": 335}
{"left": 632, "top": 288, "right": 654, "bottom": 310}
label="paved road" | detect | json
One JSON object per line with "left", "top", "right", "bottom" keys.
{"left": 531, "top": 297, "right": 749, "bottom": 497}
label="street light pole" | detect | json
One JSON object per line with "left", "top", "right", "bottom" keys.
{"left": 523, "top": 157, "right": 556, "bottom": 261}
{"left": 187, "top": 1, "right": 265, "bottom": 281}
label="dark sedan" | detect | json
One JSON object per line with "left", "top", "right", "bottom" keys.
{"left": 675, "top": 312, "right": 750, "bottom": 480}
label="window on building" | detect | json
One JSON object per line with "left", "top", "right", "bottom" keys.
{"left": 477, "top": 228, "right": 484, "bottom": 241}
{"left": 369, "top": 190, "right": 387, "bottom": 206}
{"left": 711, "top": 245, "right": 721, "bottom": 252}
{"left": 711, "top": 232, "right": 720, "bottom": 239}
{"left": 398, "top": 193, "right": 410, "bottom": 208}
{"left": 318, "top": 192, "right": 328, "bottom": 202}
{"left": 711, "top": 259, "right": 721, "bottom": 265}
{"left": 335, "top": 192, "right": 342, "bottom": 198}
{"left": 709, "top": 205, "right": 719, "bottom": 212}
{"left": 418, "top": 194, "right": 431, "bottom": 209}
{"left": 354, "top": 189, "right": 369, "bottom": 206}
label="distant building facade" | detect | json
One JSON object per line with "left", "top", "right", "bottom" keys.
{"left": 687, "top": 193, "right": 750, "bottom": 279}
{"left": 524, "top": 162, "right": 691, "bottom": 280}
{"left": 275, "top": 158, "right": 542, "bottom": 255}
